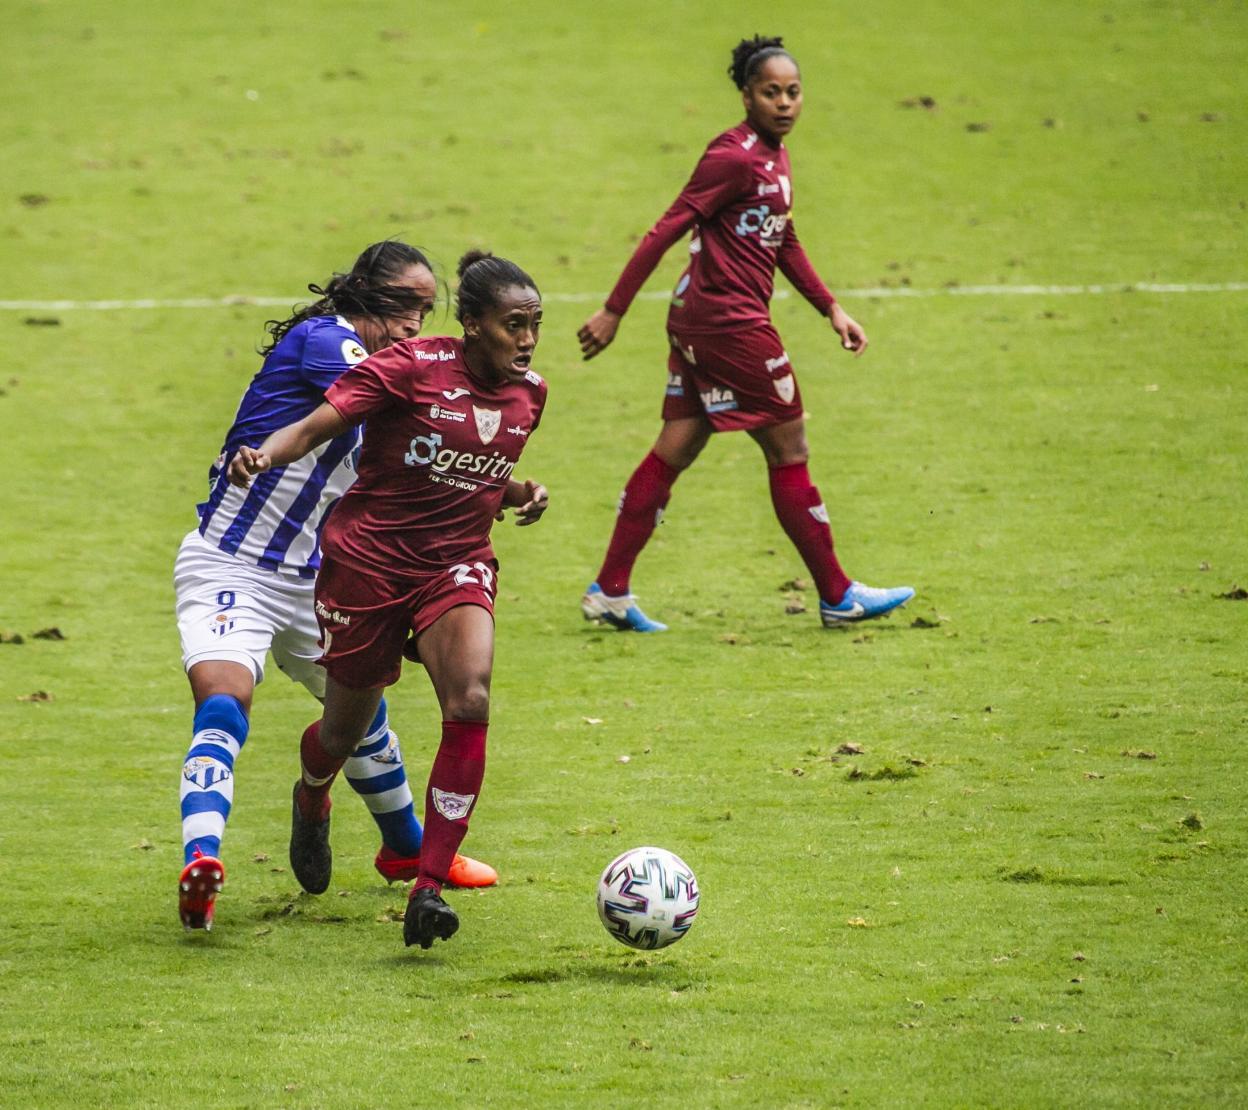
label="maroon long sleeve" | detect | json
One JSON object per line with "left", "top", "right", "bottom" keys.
{"left": 604, "top": 202, "right": 698, "bottom": 317}
{"left": 777, "top": 220, "right": 836, "bottom": 314}
{"left": 601, "top": 122, "right": 837, "bottom": 335}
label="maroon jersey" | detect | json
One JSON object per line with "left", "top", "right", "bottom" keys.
{"left": 604, "top": 121, "right": 835, "bottom": 335}
{"left": 322, "top": 336, "right": 546, "bottom": 578}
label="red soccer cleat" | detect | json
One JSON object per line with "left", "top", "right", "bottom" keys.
{"left": 179, "top": 851, "right": 226, "bottom": 931}
{"left": 374, "top": 846, "right": 498, "bottom": 888}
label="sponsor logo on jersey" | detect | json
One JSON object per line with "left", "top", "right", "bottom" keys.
{"left": 413, "top": 349, "right": 457, "bottom": 362}
{"left": 403, "top": 431, "right": 517, "bottom": 482}
{"left": 758, "top": 182, "right": 781, "bottom": 196}
{"left": 742, "top": 131, "right": 759, "bottom": 150}
{"left": 506, "top": 424, "right": 529, "bottom": 438}
{"left": 701, "top": 387, "right": 738, "bottom": 413}
{"left": 183, "top": 755, "right": 231, "bottom": 790}
{"left": 765, "top": 352, "right": 791, "bottom": 372}
{"left": 442, "top": 387, "right": 470, "bottom": 400}
{"left": 473, "top": 406, "right": 501, "bottom": 445}
{"left": 341, "top": 339, "right": 368, "bottom": 365}
{"left": 429, "top": 403, "right": 466, "bottom": 423}
{"left": 666, "top": 371, "right": 684, "bottom": 397}
{"left": 809, "top": 502, "right": 830, "bottom": 524}
{"left": 779, "top": 174, "right": 791, "bottom": 206}
{"left": 773, "top": 373, "right": 796, "bottom": 404}
{"left": 735, "top": 204, "right": 789, "bottom": 244}
{"left": 432, "top": 787, "right": 475, "bottom": 821}
{"left": 315, "top": 599, "right": 352, "bottom": 626}
{"left": 524, "top": 369, "right": 544, "bottom": 387}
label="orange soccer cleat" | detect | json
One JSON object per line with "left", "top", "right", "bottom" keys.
{"left": 374, "top": 846, "right": 498, "bottom": 888}
{"left": 179, "top": 851, "right": 226, "bottom": 931}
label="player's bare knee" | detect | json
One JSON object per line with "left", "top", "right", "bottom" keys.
{"left": 444, "top": 683, "right": 491, "bottom": 722}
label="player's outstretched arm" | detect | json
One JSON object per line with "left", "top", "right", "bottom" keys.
{"left": 227, "top": 402, "right": 351, "bottom": 487}
{"left": 577, "top": 309, "right": 621, "bottom": 361}
{"left": 502, "top": 478, "right": 549, "bottom": 526}
{"left": 827, "top": 303, "right": 868, "bottom": 357}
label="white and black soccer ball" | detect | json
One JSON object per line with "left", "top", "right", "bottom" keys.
{"left": 596, "top": 846, "right": 699, "bottom": 950}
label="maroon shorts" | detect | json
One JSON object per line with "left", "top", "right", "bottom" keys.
{"left": 662, "top": 323, "right": 804, "bottom": 431}
{"left": 314, "top": 555, "right": 497, "bottom": 690}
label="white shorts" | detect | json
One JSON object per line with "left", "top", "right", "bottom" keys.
{"left": 174, "top": 530, "right": 326, "bottom": 696}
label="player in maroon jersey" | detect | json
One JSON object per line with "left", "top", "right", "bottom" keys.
{"left": 228, "top": 250, "right": 547, "bottom": 949}
{"left": 578, "top": 35, "right": 914, "bottom": 631}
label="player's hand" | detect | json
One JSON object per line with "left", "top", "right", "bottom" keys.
{"left": 829, "top": 303, "right": 868, "bottom": 357}
{"left": 577, "top": 308, "right": 621, "bottom": 360}
{"left": 513, "top": 480, "right": 549, "bottom": 526}
{"left": 227, "top": 445, "right": 272, "bottom": 487}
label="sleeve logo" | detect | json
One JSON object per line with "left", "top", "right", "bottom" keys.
{"left": 341, "top": 339, "right": 368, "bottom": 365}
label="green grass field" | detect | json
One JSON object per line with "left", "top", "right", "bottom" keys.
{"left": 2, "top": 1, "right": 1245, "bottom": 1105}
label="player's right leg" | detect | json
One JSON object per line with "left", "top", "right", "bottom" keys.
{"left": 174, "top": 532, "right": 284, "bottom": 930}
{"left": 275, "top": 613, "right": 434, "bottom": 879}
{"left": 583, "top": 362, "right": 712, "bottom": 632}
{"left": 290, "top": 557, "right": 409, "bottom": 893}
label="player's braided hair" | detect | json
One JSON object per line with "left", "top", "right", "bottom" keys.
{"left": 455, "top": 250, "right": 540, "bottom": 323}
{"left": 261, "top": 240, "right": 437, "bottom": 354}
{"left": 728, "top": 34, "right": 794, "bottom": 90}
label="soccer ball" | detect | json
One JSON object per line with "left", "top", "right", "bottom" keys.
{"left": 596, "top": 846, "right": 700, "bottom": 950}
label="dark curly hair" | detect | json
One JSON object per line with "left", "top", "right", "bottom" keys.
{"left": 261, "top": 240, "right": 436, "bottom": 355}
{"left": 729, "top": 35, "right": 795, "bottom": 90}
{"left": 455, "top": 250, "right": 540, "bottom": 323}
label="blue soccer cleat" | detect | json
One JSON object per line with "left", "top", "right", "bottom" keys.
{"left": 581, "top": 582, "right": 668, "bottom": 632}
{"left": 819, "top": 581, "right": 915, "bottom": 627}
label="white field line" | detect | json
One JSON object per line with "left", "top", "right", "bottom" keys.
{"left": 1, "top": 282, "right": 1246, "bottom": 312}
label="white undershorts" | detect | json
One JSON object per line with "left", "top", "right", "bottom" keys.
{"left": 174, "top": 530, "right": 326, "bottom": 696}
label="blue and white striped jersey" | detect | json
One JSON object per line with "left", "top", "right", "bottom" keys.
{"left": 197, "top": 315, "right": 368, "bottom": 578}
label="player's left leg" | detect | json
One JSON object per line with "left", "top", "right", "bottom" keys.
{"left": 179, "top": 662, "right": 253, "bottom": 930}
{"left": 401, "top": 603, "right": 496, "bottom": 948}
{"left": 750, "top": 417, "right": 914, "bottom": 624}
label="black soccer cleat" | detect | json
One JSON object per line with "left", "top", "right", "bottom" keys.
{"left": 404, "top": 887, "right": 460, "bottom": 949}
{"left": 289, "top": 781, "right": 332, "bottom": 895}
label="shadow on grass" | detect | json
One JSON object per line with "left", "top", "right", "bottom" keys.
{"left": 998, "top": 865, "right": 1127, "bottom": 887}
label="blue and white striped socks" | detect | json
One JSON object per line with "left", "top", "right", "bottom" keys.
{"left": 345, "top": 698, "right": 423, "bottom": 857}
{"left": 180, "top": 694, "right": 249, "bottom": 865}
{"left": 180, "top": 694, "right": 422, "bottom": 866}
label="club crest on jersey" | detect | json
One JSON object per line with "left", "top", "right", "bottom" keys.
{"left": 473, "top": 406, "right": 501, "bottom": 445}
{"left": 341, "top": 339, "right": 368, "bottom": 365}
{"left": 183, "top": 755, "right": 231, "bottom": 790}
{"left": 773, "top": 374, "right": 796, "bottom": 404}
{"left": 432, "top": 787, "right": 475, "bottom": 822}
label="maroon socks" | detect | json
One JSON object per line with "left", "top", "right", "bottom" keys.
{"left": 414, "top": 721, "right": 488, "bottom": 893}
{"left": 768, "top": 461, "right": 851, "bottom": 604}
{"left": 296, "top": 720, "right": 345, "bottom": 821}
{"left": 595, "top": 451, "right": 679, "bottom": 596}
